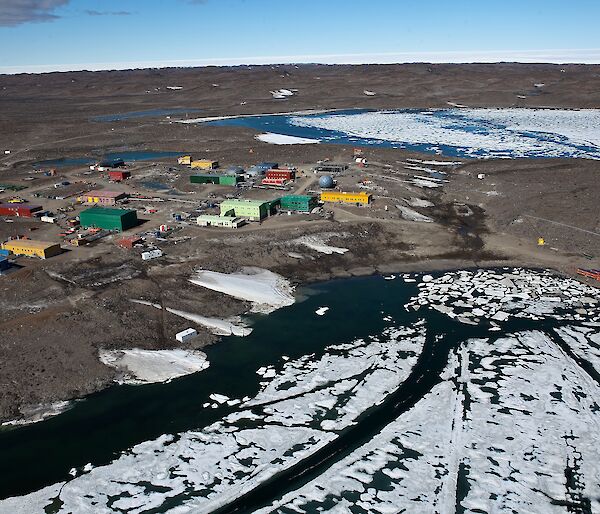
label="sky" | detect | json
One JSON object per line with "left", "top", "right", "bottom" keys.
{"left": 0, "top": 0, "right": 599, "bottom": 74}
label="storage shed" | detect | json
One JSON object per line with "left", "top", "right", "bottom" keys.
{"left": 1, "top": 240, "right": 62, "bottom": 259}
{"left": 79, "top": 207, "right": 138, "bottom": 231}
{"left": 0, "top": 203, "right": 43, "bottom": 217}
{"left": 220, "top": 199, "right": 269, "bottom": 221}
{"left": 176, "top": 328, "right": 198, "bottom": 343}
{"left": 280, "top": 195, "right": 319, "bottom": 213}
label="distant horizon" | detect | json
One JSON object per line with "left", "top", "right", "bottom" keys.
{"left": 2, "top": 49, "right": 600, "bottom": 75}
{"left": 2, "top": 1, "right": 599, "bottom": 75}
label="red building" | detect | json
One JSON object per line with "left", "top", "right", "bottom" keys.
{"left": 109, "top": 170, "right": 131, "bottom": 182}
{"left": 0, "top": 203, "right": 43, "bottom": 217}
{"left": 261, "top": 177, "right": 287, "bottom": 187}
{"left": 266, "top": 169, "right": 295, "bottom": 181}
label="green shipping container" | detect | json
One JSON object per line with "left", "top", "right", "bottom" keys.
{"left": 279, "top": 195, "right": 318, "bottom": 213}
{"left": 79, "top": 207, "right": 138, "bottom": 231}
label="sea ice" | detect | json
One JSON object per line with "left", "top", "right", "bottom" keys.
{"left": 289, "top": 109, "right": 600, "bottom": 159}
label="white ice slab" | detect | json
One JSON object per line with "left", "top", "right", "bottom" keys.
{"left": 189, "top": 267, "right": 295, "bottom": 313}
{"left": 256, "top": 133, "right": 320, "bottom": 145}
{"left": 99, "top": 349, "right": 209, "bottom": 384}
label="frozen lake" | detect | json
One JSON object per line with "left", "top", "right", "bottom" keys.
{"left": 205, "top": 108, "right": 600, "bottom": 159}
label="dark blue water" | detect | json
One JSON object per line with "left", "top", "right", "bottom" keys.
{"left": 205, "top": 108, "right": 600, "bottom": 159}
{"left": 0, "top": 271, "right": 570, "bottom": 505}
{"left": 92, "top": 108, "right": 201, "bottom": 122}
{"left": 34, "top": 151, "right": 181, "bottom": 168}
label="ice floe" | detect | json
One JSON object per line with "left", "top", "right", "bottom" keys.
{"left": 261, "top": 330, "right": 600, "bottom": 513}
{"left": 98, "top": 349, "right": 210, "bottom": 384}
{"left": 407, "top": 268, "right": 599, "bottom": 325}
{"left": 189, "top": 267, "right": 295, "bottom": 313}
{"left": 289, "top": 109, "right": 600, "bottom": 159}
{"left": 315, "top": 306, "right": 329, "bottom": 316}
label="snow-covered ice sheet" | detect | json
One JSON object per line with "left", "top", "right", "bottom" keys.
{"left": 292, "top": 234, "right": 349, "bottom": 255}
{"left": 99, "top": 349, "right": 209, "bottom": 384}
{"left": 131, "top": 299, "right": 252, "bottom": 336}
{"left": 1, "top": 401, "right": 72, "bottom": 427}
{"left": 289, "top": 109, "right": 600, "bottom": 159}
{"left": 189, "top": 267, "right": 295, "bottom": 313}
{"left": 256, "top": 132, "right": 320, "bottom": 145}
{"left": 396, "top": 205, "right": 434, "bottom": 222}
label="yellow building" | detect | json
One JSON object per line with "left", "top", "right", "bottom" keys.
{"left": 191, "top": 159, "right": 219, "bottom": 170}
{"left": 320, "top": 191, "right": 372, "bottom": 205}
{"left": 1, "top": 240, "right": 62, "bottom": 259}
{"left": 178, "top": 155, "right": 192, "bottom": 165}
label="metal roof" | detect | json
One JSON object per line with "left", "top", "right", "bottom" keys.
{"left": 83, "top": 190, "right": 127, "bottom": 198}
{"left": 3, "top": 240, "right": 60, "bottom": 250}
{"left": 80, "top": 207, "right": 136, "bottom": 216}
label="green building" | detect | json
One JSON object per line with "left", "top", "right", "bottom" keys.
{"left": 190, "top": 174, "right": 243, "bottom": 186}
{"left": 279, "top": 195, "right": 318, "bottom": 213}
{"left": 79, "top": 207, "right": 138, "bottom": 231}
{"left": 220, "top": 199, "right": 269, "bottom": 221}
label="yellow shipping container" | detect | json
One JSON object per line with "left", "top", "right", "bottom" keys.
{"left": 191, "top": 159, "right": 219, "bottom": 170}
{"left": 1, "top": 240, "right": 62, "bottom": 259}
{"left": 178, "top": 155, "right": 192, "bottom": 165}
{"left": 320, "top": 191, "right": 372, "bottom": 205}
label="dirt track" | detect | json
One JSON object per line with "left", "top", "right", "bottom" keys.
{"left": 0, "top": 63, "right": 599, "bottom": 423}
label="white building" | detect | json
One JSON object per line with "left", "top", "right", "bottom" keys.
{"left": 176, "top": 328, "right": 198, "bottom": 343}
